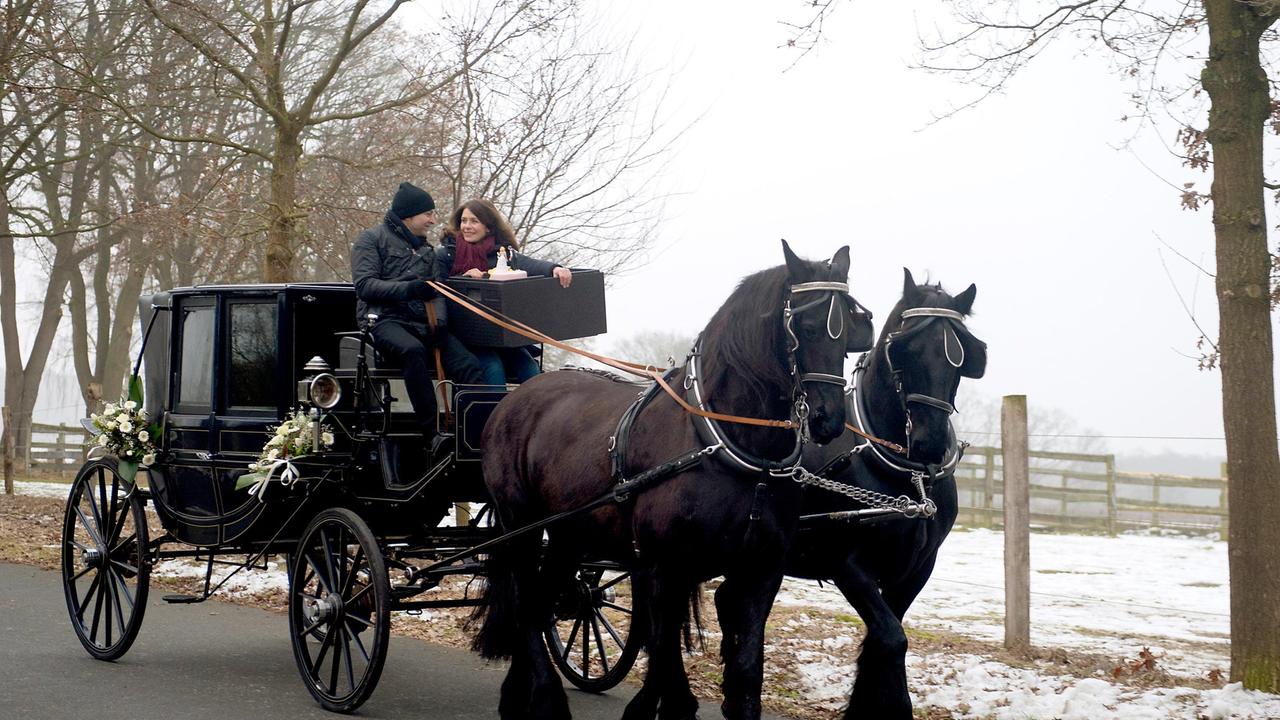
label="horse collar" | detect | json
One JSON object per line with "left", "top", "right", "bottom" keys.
{"left": 685, "top": 343, "right": 804, "bottom": 474}
{"left": 850, "top": 359, "right": 961, "bottom": 480}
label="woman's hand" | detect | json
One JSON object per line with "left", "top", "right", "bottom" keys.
{"left": 553, "top": 266, "right": 572, "bottom": 288}
{"left": 462, "top": 268, "right": 485, "bottom": 279}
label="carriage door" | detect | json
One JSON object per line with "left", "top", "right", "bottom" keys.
{"left": 163, "top": 298, "right": 220, "bottom": 545}
{"left": 214, "top": 296, "right": 281, "bottom": 532}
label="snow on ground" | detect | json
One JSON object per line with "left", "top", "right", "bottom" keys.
{"left": 777, "top": 528, "right": 1230, "bottom": 676}
{"left": 775, "top": 527, "right": 1280, "bottom": 719}
{"left": 15, "top": 480, "right": 74, "bottom": 500}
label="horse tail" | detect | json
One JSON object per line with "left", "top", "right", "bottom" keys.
{"left": 469, "top": 524, "right": 539, "bottom": 660}
{"left": 683, "top": 582, "right": 706, "bottom": 652}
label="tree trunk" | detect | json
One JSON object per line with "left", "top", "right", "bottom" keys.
{"left": 1202, "top": 0, "right": 1280, "bottom": 693}
{"left": 265, "top": 127, "right": 303, "bottom": 283}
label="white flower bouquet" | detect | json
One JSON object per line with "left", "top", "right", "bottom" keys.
{"left": 235, "top": 408, "right": 335, "bottom": 498}
{"left": 87, "top": 392, "right": 159, "bottom": 482}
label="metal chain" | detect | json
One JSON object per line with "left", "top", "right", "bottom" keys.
{"left": 788, "top": 466, "right": 937, "bottom": 519}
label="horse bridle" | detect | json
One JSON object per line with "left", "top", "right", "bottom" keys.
{"left": 784, "top": 280, "right": 872, "bottom": 441}
{"left": 685, "top": 278, "right": 862, "bottom": 472}
{"left": 883, "top": 307, "right": 969, "bottom": 454}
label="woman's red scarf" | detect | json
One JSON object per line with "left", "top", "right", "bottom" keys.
{"left": 451, "top": 234, "right": 496, "bottom": 275}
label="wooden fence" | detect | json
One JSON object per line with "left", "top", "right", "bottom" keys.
{"left": 955, "top": 445, "right": 1228, "bottom": 535}
{"left": 26, "top": 422, "right": 89, "bottom": 475}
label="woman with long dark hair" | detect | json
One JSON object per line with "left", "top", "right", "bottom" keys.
{"left": 436, "top": 199, "right": 572, "bottom": 385}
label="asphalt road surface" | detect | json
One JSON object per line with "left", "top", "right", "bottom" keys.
{"left": 0, "top": 562, "right": 787, "bottom": 720}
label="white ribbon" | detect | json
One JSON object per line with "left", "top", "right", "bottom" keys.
{"left": 248, "top": 457, "right": 304, "bottom": 502}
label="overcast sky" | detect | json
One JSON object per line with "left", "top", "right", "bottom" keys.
{"left": 13, "top": 1, "right": 1271, "bottom": 459}
{"left": 586, "top": 1, "right": 1262, "bottom": 457}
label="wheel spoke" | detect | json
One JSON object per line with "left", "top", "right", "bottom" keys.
{"left": 597, "top": 608, "right": 625, "bottom": 648}
{"left": 107, "top": 569, "right": 127, "bottom": 640}
{"left": 76, "top": 573, "right": 102, "bottom": 621}
{"left": 581, "top": 613, "right": 590, "bottom": 673}
{"left": 74, "top": 505, "right": 105, "bottom": 551}
{"left": 310, "top": 622, "right": 336, "bottom": 677}
{"left": 111, "top": 567, "right": 136, "bottom": 611}
{"left": 347, "top": 622, "right": 371, "bottom": 663}
{"left": 70, "top": 563, "right": 95, "bottom": 583}
{"left": 561, "top": 616, "right": 583, "bottom": 662}
{"left": 601, "top": 600, "right": 632, "bottom": 615}
{"left": 89, "top": 571, "right": 105, "bottom": 644}
{"left": 327, "top": 624, "right": 342, "bottom": 695}
{"left": 346, "top": 581, "right": 373, "bottom": 607}
{"left": 344, "top": 613, "right": 373, "bottom": 629}
{"left": 303, "top": 551, "right": 334, "bottom": 595}
{"left": 109, "top": 531, "right": 136, "bottom": 557}
{"left": 597, "top": 572, "right": 630, "bottom": 592}
{"left": 319, "top": 530, "right": 339, "bottom": 597}
{"left": 94, "top": 469, "right": 108, "bottom": 540}
{"left": 340, "top": 625, "right": 357, "bottom": 694}
{"left": 110, "top": 559, "right": 139, "bottom": 577}
{"left": 105, "top": 472, "right": 120, "bottom": 548}
{"left": 340, "top": 546, "right": 364, "bottom": 598}
{"left": 297, "top": 617, "right": 326, "bottom": 639}
{"left": 590, "top": 613, "right": 611, "bottom": 672}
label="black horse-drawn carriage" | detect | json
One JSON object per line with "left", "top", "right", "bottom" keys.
{"left": 60, "top": 279, "right": 635, "bottom": 712}
{"left": 61, "top": 244, "right": 988, "bottom": 720}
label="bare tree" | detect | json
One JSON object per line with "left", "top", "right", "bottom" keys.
{"left": 426, "top": 17, "right": 680, "bottom": 275}
{"left": 608, "top": 330, "right": 696, "bottom": 369}
{"left": 132, "top": 0, "right": 571, "bottom": 282}
{"left": 907, "top": 0, "right": 1280, "bottom": 693}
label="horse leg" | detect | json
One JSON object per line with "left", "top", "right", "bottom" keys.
{"left": 831, "top": 558, "right": 911, "bottom": 720}
{"left": 715, "top": 570, "right": 783, "bottom": 720}
{"left": 518, "top": 538, "right": 574, "bottom": 720}
{"left": 478, "top": 524, "right": 571, "bottom": 720}
{"left": 881, "top": 549, "right": 941, "bottom": 621}
{"left": 622, "top": 569, "right": 698, "bottom": 720}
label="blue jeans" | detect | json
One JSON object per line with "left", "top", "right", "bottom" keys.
{"left": 472, "top": 346, "right": 541, "bottom": 386}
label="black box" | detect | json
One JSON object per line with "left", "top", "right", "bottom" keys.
{"left": 445, "top": 269, "right": 607, "bottom": 347}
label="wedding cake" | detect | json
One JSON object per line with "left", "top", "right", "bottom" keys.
{"left": 488, "top": 247, "right": 527, "bottom": 281}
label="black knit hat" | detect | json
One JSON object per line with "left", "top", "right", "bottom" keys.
{"left": 390, "top": 181, "right": 435, "bottom": 219}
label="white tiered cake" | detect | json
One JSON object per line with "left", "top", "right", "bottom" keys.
{"left": 488, "top": 247, "right": 527, "bottom": 281}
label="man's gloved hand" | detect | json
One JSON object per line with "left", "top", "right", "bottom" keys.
{"left": 426, "top": 297, "right": 449, "bottom": 345}
{"left": 408, "top": 279, "right": 434, "bottom": 299}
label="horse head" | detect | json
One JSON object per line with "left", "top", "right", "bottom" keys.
{"left": 780, "top": 240, "right": 857, "bottom": 445}
{"left": 871, "top": 268, "right": 987, "bottom": 464}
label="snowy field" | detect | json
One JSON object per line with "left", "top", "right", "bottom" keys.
{"left": 17, "top": 480, "right": 1280, "bottom": 718}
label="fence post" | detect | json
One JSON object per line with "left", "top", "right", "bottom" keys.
{"left": 1105, "top": 454, "right": 1117, "bottom": 537}
{"left": 2, "top": 406, "right": 13, "bottom": 495}
{"left": 1151, "top": 475, "right": 1161, "bottom": 529}
{"left": 1002, "top": 395, "right": 1031, "bottom": 655}
{"left": 983, "top": 446, "right": 996, "bottom": 529}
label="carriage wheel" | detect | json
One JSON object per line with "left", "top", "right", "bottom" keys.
{"left": 60, "top": 459, "right": 150, "bottom": 661}
{"left": 288, "top": 507, "right": 390, "bottom": 713}
{"left": 544, "top": 565, "right": 641, "bottom": 692}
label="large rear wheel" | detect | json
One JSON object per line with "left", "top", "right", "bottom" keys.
{"left": 288, "top": 507, "right": 390, "bottom": 713}
{"left": 60, "top": 459, "right": 150, "bottom": 660}
{"left": 545, "top": 563, "right": 641, "bottom": 692}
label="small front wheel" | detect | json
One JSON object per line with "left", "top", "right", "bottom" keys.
{"left": 545, "top": 564, "right": 641, "bottom": 692}
{"left": 288, "top": 507, "right": 390, "bottom": 713}
{"left": 60, "top": 459, "right": 150, "bottom": 660}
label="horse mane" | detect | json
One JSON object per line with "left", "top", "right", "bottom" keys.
{"left": 699, "top": 262, "right": 815, "bottom": 403}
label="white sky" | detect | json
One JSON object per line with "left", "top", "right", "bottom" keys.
{"left": 11, "top": 1, "right": 1275, "bottom": 458}
{"left": 586, "top": 0, "right": 1266, "bottom": 457}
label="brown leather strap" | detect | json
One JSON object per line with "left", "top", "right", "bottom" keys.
{"left": 424, "top": 299, "right": 451, "bottom": 420}
{"left": 427, "top": 280, "right": 907, "bottom": 451}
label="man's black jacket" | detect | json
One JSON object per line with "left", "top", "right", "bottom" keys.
{"left": 351, "top": 213, "right": 445, "bottom": 329}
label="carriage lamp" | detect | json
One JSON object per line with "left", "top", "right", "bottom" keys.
{"left": 300, "top": 356, "right": 342, "bottom": 409}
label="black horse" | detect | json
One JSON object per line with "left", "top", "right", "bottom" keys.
{"left": 474, "top": 241, "right": 869, "bottom": 720}
{"left": 787, "top": 269, "right": 987, "bottom": 719}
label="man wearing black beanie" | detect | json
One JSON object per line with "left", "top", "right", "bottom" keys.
{"left": 351, "top": 182, "right": 483, "bottom": 468}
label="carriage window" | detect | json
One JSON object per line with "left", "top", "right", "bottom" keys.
{"left": 178, "top": 305, "right": 214, "bottom": 407}
{"left": 228, "top": 301, "right": 277, "bottom": 409}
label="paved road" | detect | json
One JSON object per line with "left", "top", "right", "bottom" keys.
{"left": 0, "top": 563, "right": 786, "bottom": 720}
